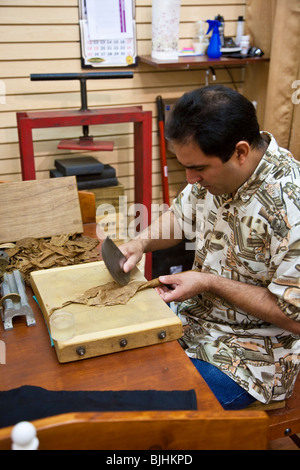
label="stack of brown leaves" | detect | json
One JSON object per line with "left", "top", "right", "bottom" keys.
{"left": 3, "top": 234, "right": 101, "bottom": 285}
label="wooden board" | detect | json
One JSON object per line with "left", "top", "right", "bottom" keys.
{"left": 30, "top": 261, "right": 182, "bottom": 363}
{"left": 0, "top": 177, "right": 83, "bottom": 243}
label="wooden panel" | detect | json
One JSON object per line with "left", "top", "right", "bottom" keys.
{"left": 0, "top": 0, "right": 78, "bottom": 6}
{"left": 0, "top": 176, "right": 83, "bottom": 243}
{"left": 0, "top": 43, "right": 80, "bottom": 61}
{"left": 137, "top": 23, "right": 241, "bottom": 41}
{"left": 3, "top": 68, "right": 244, "bottom": 96}
{"left": 136, "top": 5, "right": 246, "bottom": 23}
{"left": 0, "top": 409, "right": 269, "bottom": 450}
{"left": 0, "top": 81, "right": 243, "bottom": 114}
{"left": 267, "top": 377, "right": 300, "bottom": 440}
{"left": 0, "top": 25, "right": 80, "bottom": 43}
{"left": 137, "top": 0, "right": 244, "bottom": 5}
{"left": 0, "top": 7, "right": 78, "bottom": 24}
{"left": 78, "top": 190, "right": 96, "bottom": 224}
{"left": 0, "top": 60, "right": 84, "bottom": 79}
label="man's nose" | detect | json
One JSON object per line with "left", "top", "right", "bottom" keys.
{"left": 186, "top": 169, "right": 201, "bottom": 184}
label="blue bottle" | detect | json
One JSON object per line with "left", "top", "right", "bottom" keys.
{"left": 206, "top": 20, "right": 222, "bottom": 58}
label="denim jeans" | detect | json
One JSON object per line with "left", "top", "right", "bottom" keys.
{"left": 190, "top": 358, "right": 257, "bottom": 410}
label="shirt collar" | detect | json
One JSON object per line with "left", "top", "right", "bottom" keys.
{"left": 233, "top": 131, "right": 277, "bottom": 203}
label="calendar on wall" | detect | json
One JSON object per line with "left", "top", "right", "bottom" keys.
{"left": 79, "top": 0, "right": 137, "bottom": 68}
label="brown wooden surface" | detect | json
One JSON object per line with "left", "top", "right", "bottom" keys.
{"left": 138, "top": 54, "right": 270, "bottom": 70}
{"left": 0, "top": 410, "right": 269, "bottom": 451}
{"left": 0, "top": 177, "right": 83, "bottom": 243}
{"left": 78, "top": 191, "right": 96, "bottom": 224}
{"left": 0, "top": 224, "right": 269, "bottom": 450}
{"left": 267, "top": 378, "right": 300, "bottom": 441}
{"left": 0, "top": 183, "right": 95, "bottom": 225}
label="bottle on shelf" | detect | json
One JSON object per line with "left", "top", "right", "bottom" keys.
{"left": 192, "top": 20, "right": 209, "bottom": 55}
{"left": 240, "top": 35, "right": 250, "bottom": 56}
{"left": 206, "top": 20, "right": 222, "bottom": 59}
{"left": 215, "top": 14, "right": 225, "bottom": 47}
{"left": 235, "top": 16, "right": 244, "bottom": 46}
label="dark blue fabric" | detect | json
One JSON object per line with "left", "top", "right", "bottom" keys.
{"left": 190, "top": 358, "right": 256, "bottom": 410}
{"left": 0, "top": 385, "right": 197, "bottom": 428}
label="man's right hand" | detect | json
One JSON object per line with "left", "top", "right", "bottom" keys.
{"left": 119, "top": 210, "right": 184, "bottom": 274}
{"left": 118, "top": 238, "right": 146, "bottom": 274}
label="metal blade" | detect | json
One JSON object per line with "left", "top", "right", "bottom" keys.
{"left": 101, "top": 237, "right": 130, "bottom": 286}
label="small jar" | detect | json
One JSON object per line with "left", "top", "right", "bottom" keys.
{"left": 50, "top": 311, "right": 75, "bottom": 341}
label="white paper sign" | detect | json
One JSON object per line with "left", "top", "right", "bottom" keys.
{"left": 86, "top": 0, "right": 133, "bottom": 40}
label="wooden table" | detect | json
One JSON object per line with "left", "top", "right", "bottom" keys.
{"left": 0, "top": 225, "right": 269, "bottom": 450}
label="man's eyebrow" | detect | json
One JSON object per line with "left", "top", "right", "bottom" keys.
{"left": 179, "top": 162, "right": 208, "bottom": 170}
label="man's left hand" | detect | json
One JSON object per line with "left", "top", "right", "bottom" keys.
{"left": 155, "top": 271, "right": 208, "bottom": 303}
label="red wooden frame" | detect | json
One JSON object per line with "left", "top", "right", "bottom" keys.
{"left": 16, "top": 106, "right": 153, "bottom": 279}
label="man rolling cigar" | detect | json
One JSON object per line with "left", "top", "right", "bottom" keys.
{"left": 119, "top": 85, "right": 300, "bottom": 409}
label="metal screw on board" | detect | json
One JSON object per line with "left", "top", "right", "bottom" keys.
{"left": 76, "top": 346, "right": 86, "bottom": 357}
{"left": 158, "top": 331, "right": 166, "bottom": 340}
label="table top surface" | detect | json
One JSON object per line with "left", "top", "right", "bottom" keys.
{"left": 0, "top": 224, "right": 270, "bottom": 449}
{"left": 0, "top": 224, "right": 272, "bottom": 450}
{"left": 0, "top": 225, "right": 216, "bottom": 406}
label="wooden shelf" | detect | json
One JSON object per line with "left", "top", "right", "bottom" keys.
{"left": 138, "top": 54, "right": 269, "bottom": 70}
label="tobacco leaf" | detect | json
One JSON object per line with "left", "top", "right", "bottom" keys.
{"left": 4, "top": 234, "right": 100, "bottom": 284}
{"left": 75, "top": 280, "right": 146, "bottom": 306}
{"left": 49, "top": 280, "right": 152, "bottom": 315}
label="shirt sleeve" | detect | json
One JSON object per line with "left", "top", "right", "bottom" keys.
{"left": 268, "top": 218, "right": 300, "bottom": 321}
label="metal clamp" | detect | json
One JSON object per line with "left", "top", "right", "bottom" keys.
{"left": 0, "top": 251, "right": 9, "bottom": 276}
{"left": 0, "top": 270, "right": 36, "bottom": 330}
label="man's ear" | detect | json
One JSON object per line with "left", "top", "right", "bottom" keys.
{"left": 235, "top": 141, "right": 250, "bottom": 165}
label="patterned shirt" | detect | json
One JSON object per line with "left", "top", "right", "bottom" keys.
{"left": 171, "top": 132, "right": 300, "bottom": 404}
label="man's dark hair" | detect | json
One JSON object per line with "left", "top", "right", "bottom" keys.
{"left": 165, "top": 85, "right": 264, "bottom": 162}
